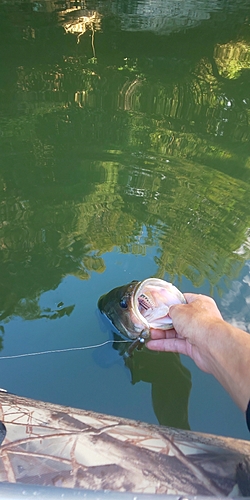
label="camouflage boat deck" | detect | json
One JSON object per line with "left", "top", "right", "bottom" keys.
{"left": 0, "top": 392, "right": 249, "bottom": 496}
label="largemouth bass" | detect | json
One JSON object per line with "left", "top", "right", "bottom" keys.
{"left": 98, "top": 278, "right": 186, "bottom": 341}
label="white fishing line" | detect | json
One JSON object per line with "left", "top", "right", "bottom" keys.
{"left": 0, "top": 340, "right": 131, "bottom": 360}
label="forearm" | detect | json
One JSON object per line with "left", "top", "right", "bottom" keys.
{"left": 206, "top": 319, "right": 250, "bottom": 412}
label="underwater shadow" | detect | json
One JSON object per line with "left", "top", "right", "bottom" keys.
{"left": 112, "top": 332, "right": 192, "bottom": 430}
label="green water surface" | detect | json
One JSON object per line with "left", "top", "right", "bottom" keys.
{"left": 0, "top": 0, "right": 250, "bottom": 440}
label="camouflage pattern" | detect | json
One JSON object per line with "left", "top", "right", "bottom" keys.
{"left": 0, "top": 392, "right": 249, "bottom": 496}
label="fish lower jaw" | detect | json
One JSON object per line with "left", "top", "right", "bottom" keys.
{"left": 126, "top": 327, "right": 150, "bottom": 340}
{"left": 140, "top": 329, "right": 150, "bottom": 339}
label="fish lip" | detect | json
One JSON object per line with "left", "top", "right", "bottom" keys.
{"left": 108, "top": 314, "right": 139, "bottom": 339}
{"left": 131, "top": 280, "right": 151, "bottom": 329}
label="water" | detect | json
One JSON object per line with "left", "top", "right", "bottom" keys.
{"left": 0, "top": 0, "right": 250, "bottom": 440}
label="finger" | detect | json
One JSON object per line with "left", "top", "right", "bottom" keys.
{"left": 184, "top": 292, "right": 214, "bottom": 303}
{"left": 147, "top": 338, "right": 188, "bottom": 356}
{"left": 174, "top": 292, "right": 204, "bottom": 306}
{"left": 150, "top": 328, "right": 176, "bottom": 340}
{"left": 168, "top": 292, "right": 201, "bottom": 318}
{"left": 183, "top": 292, "right": 200, "bottom": 303}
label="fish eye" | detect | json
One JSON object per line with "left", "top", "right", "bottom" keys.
{"left": 120, "top": 297, "right": 128, "bottom": 309}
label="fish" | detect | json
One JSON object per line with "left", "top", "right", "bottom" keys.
{"left": 98, "top": 278, "right": 186, "bottom": 342}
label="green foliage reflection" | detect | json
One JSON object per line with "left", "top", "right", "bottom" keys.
{"left": 0, "top": 0, "right": 250, "bottom": 330}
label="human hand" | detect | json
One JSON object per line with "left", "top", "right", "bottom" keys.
{"left": 147, "top": 292, "right": 250, "bottom": 412}
{"left": 147, "top": 293, "right": 224, "bottom": 374}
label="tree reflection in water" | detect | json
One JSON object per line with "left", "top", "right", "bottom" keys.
{"left": 0, "top": 0, "right": 250, "bottom": 340}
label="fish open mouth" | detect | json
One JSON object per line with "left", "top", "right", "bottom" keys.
{"left": 132, "top": 278, "right": 186, "bottom": 330}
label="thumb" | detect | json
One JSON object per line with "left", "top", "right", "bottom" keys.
{"left": 168, "top": 303, "right": 180, "bottom": 318}
{"left": 168, "top": 304, "right": 175, "bottom": 318}
{"left": 169, "top": 301, "right": 187, "bottom": 319}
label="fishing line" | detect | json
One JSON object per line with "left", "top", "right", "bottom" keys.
{"left": 0, "top": 340, "right": 131, "bottom": 360}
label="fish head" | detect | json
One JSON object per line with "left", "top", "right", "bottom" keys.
{"left": 98, "top": 280, "right": 149, "bottom": 340}
{"left": 98, "top": 278, "right": 186, "bottom": 340}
